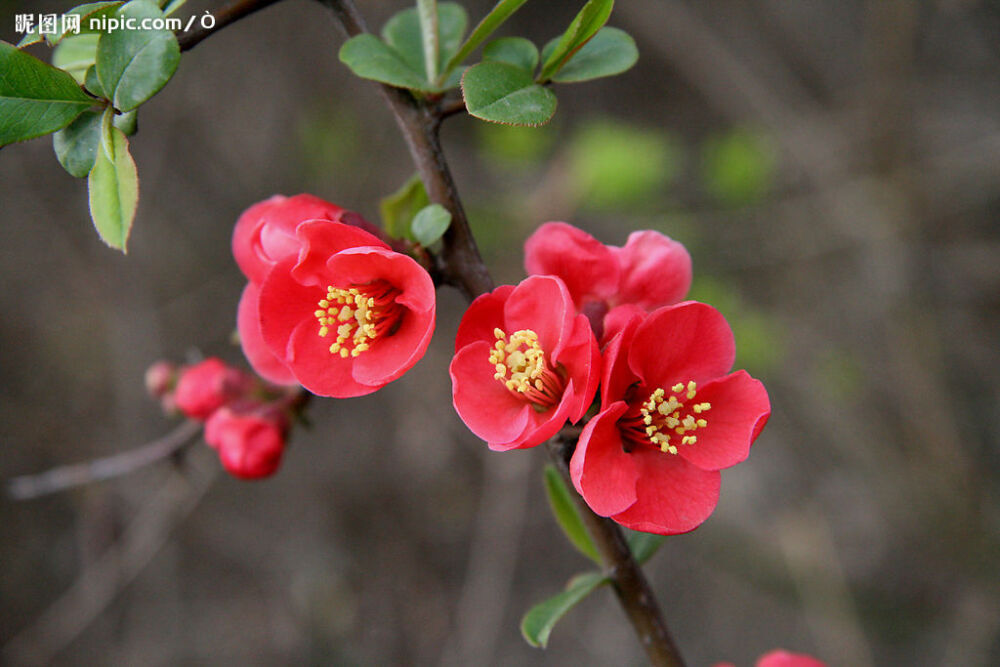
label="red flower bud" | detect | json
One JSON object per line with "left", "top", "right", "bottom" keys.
{"left": 204, "top": 407, "right": 286, "bottom": 479}
{"left": 144, "top": 360, "right": 177, "bottom": 398}
{"left": 173, "top": 358, "right": 253, "bottom": 421}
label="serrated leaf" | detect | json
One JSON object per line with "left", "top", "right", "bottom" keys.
{"left": 483, "top": 37, "right": 538, "bottom": 73}
{"left": 53, "top": 109, "right": 103, "bottom": 177}
{"left": 551, "top": 27, "right": 637, "bottom": 82}
{"left": 0, "top": 40, "right": 95, "bottom": 146}
{"left": 88, "top": 116, "right": 137, "bottom": 251}
{"left": 626, "top": 530, "right": 667, "bottom": 564}
{"left": 544, "top": 464, "right": 601, "bottom": 564}
{"left": 461, "top": 61, "right": 556, "bottom": 126}
{"left": 53, "top": 33, "right": 101, "bottom": 84}
{"left": 96, "top": 0, "right": 179, "bottom": 112}
{"left": 411, "top": 203, "right": 451, "bottom": 246}
{"left": 339, "top": 34, "right": 430, "bottom": 91}
{"left": 538, "top": 0, "right": 614, "bottom": 82}
{"left": 382, "top": 2, "right": 467, "bottom": 88}
{"left": 446, "top": 0, "right": 528, "bottom": 71}
{"left": 379, "top": 173, "right": 429, "bottom": 241}
{"left": 521, "top": 572, "right": 608, "bottom": 648}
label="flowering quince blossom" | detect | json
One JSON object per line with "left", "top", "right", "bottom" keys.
{"left": 450, "top": 275, "right": 600, "bottom": 450}
{"left": 524, "top": 221, "right": 692, "bottom": 340}
{"left": 233, "top": 196, "right": 436, "bottom": 397}
{"left": 570, "top": 301, "right": 770, "bottom": 535}
{"left": 204, "top": 407, "right": 288, "bottom": 479}
{"left": 173, "top": 357, "right": 254, "bottom": 421}
{"left": 715, "top": 649, "right": 827, "bottom": 667}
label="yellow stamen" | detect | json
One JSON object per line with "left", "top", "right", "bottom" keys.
{"left": 636, "top": 380, "right": 712, "bottom": 454}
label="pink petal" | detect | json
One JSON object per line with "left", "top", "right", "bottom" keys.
{"left": 757, "top": 650, "right": 827, "bottom": 667}
{"left": 675, "top": 371, "right": 771, "bottom": 471}
{"left": 286, "top": 319, "right": 375, "bottom": 397}
{"left": 524, "top": 222, "right": 619, "bottom": 307}
{"left": 450, "top": 341, "right": 533, "bottom": 446}
{"left": 629, "top": 301, "right": 735, "bottom": 389}
{"left": 257, "top": 258, "right": 325, "bottom": 360}
{"left": 555, "top": 314, "right": 601, "bottom": 423}
{"left": 570, "top": 401, "right": 640, "bottom": 516}
{"left": 502, "top": 275, "right": 574, "bottom": 358}
{"left": 290, "top": 219, "right": 388, "bottom": 286}
{"left": 610, "top": 449, "right": 720, "bottom": 535}
{"left": 599, "top": 311, "right": 643, "bottom": 407}
{"left": 505, "top": 377, "right": 578, "bottom": 449}
{"left": 232, "top": 195, "right": 287, "bottom": 283}
{"left": 236, "top": 283, "right": 297, "bottom": 386}
{"left": 454, "top": 285, "right": 516, "bottom": 352}
{"left": 615, "top": 230, "right": 691, "bottom": 309}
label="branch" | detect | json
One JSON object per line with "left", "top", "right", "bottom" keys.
{"left": 6, "top": 420, "right": 202, "bottom": 501}
{"left": 316, "top": 0, "right": 493, "bottom": 300}
{"left": 177, "top": 0, "right": 286, "bottom": 52}
{"left": 548, "top": 433, "right": 686, "bottom": 667}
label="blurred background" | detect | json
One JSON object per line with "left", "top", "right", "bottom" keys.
{"left": 2, "top": 0, "right": 999, "bottom": 664}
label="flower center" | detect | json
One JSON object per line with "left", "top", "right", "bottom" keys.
{"left": 488, "top": 328, "right": 564, "bottom": 409}
{"left": 621, "top": 380, "right": 711, "bottom": 454}
{"left": 314, "top": 282, "right": 403, "bottom": 358}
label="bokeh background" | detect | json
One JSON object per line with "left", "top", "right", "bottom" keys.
{"left": 2, "top": 0, "right": 999, "bottom": 664}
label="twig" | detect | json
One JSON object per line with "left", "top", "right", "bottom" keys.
{"left": 548, "top": 433, "right": 686, "bottom": 667}
{"left": 6, "top": 420, "right": 202, "bottom": 501}
{"left": 177, "top": 0, "right": 286, "bottom": 52}
{"left": 316, "top": 0, "right": 493, "bottom": 300}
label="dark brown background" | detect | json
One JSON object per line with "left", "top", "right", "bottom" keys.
{"left": 2, "top": 0, "right": 999, "bottom": 664}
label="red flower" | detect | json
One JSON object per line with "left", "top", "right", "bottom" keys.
{"left": 715, "top": 650, "right": 826, "bottom": 667}
{"left": 173, "top": 358, "right": 253, "bottom": 421}
{"left": 524, "top": 222, "right": 691, "bottom": 340}
{"left": 252, "top": 220, "right": 435, "bottom": 397}
{"left": 204, "top": 407, "right": 287, "bottom": 479}
{"left": 450, "top": 275, "right": 600, "bottom": 450}
{"left": 232, "top": 194, "right": 386, "bottom": 387}
{"left": 569, "top": 302, "right": 769, "bottom": 534}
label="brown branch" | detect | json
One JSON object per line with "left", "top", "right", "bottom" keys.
{"left": 6, "top": 420, "right": 202, "bottom": 501}
{"left": 316, "top": 0, "right": 493, "bottom": 300}
{"left": 177, "top": 0, "right": 286, "bottom": 52}
{"left": 548, "top": 432, "right": 686, "bottom": 667}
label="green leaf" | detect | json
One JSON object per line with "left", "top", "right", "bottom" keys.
{"left": 96, "top": 0, "right": 180, "bottom": 112}
{"left": 483, "top": 37, "right": 538, "bottom": 73}
{"left": 550, "top": 27, "right": 637, "bottom": 83}
{"left": 701, "top": 127, "right": 776, "bottom": 207}
{"left": 626, "top": 530, "right": 667, "bottom": 564}
{"left": 53, "top": 109, "right": 103, "bottom": 177}
{"left": 113, "top": 109, "right": 137, "bottom": 135}
{"left": 416, "top": 0, "right": 439, "bottom": 83}
{"left": 339, "top": 34, "right": 430, "bottom": 91}
{"left": 53, "top": 33, "right": 101, "bottom": 84}
{"left": 53, "top": 3, "right": 125, "bottom": 44}
{"left": 0, "top": 40, "right": 95, "bottom": 146}
{"left": 461, "top": 61, "right": 557, "bottom": 126}
{"left": 538, "top": 0, "right": 614, "bottom": 82}
{"left": 382, "top": 3, "right": 467, "bottom": 88}
{"left": 16, "top": 32, "right": 44, "bottom": 48}
{"left": 88, "top": 113, "right": 138, "bottom": 251}
{"left": 521, "top": 572, "right": 608, "bottom": 648}
{"left": 84, "top": 65, "right": 106, "bottom": 97}
{"left": 446, "top": 0, "right": 528, "bottom": 72}
{"left": 410, "top": 203, "right": 451, "bottom": 246}
{"left": 543, "top": 465, "right": 601, "bottom": 564}
{"left": 379, "top": 173, "right": 429, "bottom": 240}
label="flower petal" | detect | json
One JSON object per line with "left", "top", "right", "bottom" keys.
{"left": 450, "top": 341, "right": 533, "bottom": 447}
{"left": 629, "top": 301, "right": 735, "bottom": 389}
{"left": 570, "top": 401, "right": 640, "bottom": 516}
{"left": 524, "top": 222, "right": 619, "bottom": 308}
{"left": 610, "top": 449, "right": 720, "bottom": 535}
{"left": 502, "top": 275, "right": 574, "bottom": 358}
{"left": 675, "top": 370, "right": 771, "bottom": 471}
{"left": 286, "top": 319, "right": 375, "bottom": 397}
{"left": 257, "top": 258, "right": 324, "bottom": 360}
{"left": 555, "top": 314, "right": 601, "bottom": 423}
{"left": 291, "top": 219, "right": 389, "bottom": 286}
{"left": 454, "top": 285, "right": 516, "bottom": 352}
{"left": 614, "top": 230, "right": 691, "bottom": 309}
{"left": 237, "top": 282, "right": 297, "bottom": 386}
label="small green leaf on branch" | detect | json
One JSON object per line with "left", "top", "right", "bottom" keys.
{"left": 521, "top": 571, "right": 608, "bottom": 648}
{"left": 538, "top": 0, "right": 614, "bottom": 82}
{"left": 96, "top": 0, "right": 180, "bottom": 112}
{"left": 380, "top": 173, "right": 430, "bottom": 241}
{"left": 339, "top": 34, "right": 430, "bottom": 91}
{"left": 53, "top": 33, "right": 101, "bottom": 84}
{"left": 446, "top": 0, "right": 528, "bottom": 72}
{"left": 483, "top": 37, "right": 538, "bottom": 73}
{"left": 411, "top": 204, "right": 451, "bottom": 246}
{"left": 88, "top": 111, "right": 138, "bottom": 251}
{"left": 548, "top": 27, "right": 637, "bottom": 83}
{"left": 462, "top": 61, "right": 556, "bottom": 126}
{"left": 0, "top": 40, "right": 95, "bottom": 146}
{"left": 543, "top": 464, "right": 601, "bottom": 564}
{"left": 53, "top": 109, "right": 103, "bottom": 177}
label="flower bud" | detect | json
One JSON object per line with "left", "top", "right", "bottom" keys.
{"left": 173, "top": 358, "right": 253, "bottom": 421}
{"left": 144, "top": 360, "right": 177, "bottom": 399}
{"left": 204, "top": 407, "right": 287, "bottom": 479}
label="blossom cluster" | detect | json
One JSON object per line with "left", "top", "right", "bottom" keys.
{"left": 451, "top": 223, "right": 770, "bottom": 535}
{"left": 145, "top": 358, "right": 294, "bottom": 479}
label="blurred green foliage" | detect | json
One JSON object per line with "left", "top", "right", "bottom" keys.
{"left": 700, "top": 126, "right": 775, "bottom": 207}
{"left": 688, "top": 276, "right": 782, "bottom": 373}
{"left": 476, "top": 121, "right": 557, "bottom": 166}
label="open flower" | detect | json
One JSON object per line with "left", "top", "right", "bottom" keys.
{"left": 569, "top": 302, "right": 770, "bottom": 534}
{"left": 251, "top": 220, "right": 435, "bottom": 397}
{"left": 450, "top": 275, "right": 600, "bottom": 450}
{"left": 524, "top": 222, "right": 691, "bottom": 340}
{"left": 205, "top": 407, "right": 288, "bottom": 480}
